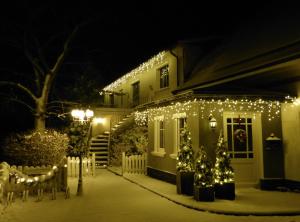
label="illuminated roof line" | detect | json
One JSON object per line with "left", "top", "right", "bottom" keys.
{"left": 103, "top": 51, "right": 167, "bottom": 91}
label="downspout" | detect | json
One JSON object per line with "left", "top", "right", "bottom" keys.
{"left": 170, "top": 50, "right": 180, "bottom": 88}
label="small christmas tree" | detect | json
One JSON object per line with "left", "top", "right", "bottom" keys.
{"left": 214, "top": 131, "right": 234, "bottom": 185}
{"left": 194, "top": 146, "right": 214, "bottom": 188}
{"left": 176, "top": 126, "right": 194, "bottom": 172}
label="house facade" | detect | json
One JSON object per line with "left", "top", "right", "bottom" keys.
{"left": 95, "top": 13, "right": 300, "bottom": 189}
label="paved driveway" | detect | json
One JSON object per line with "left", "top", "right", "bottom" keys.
{"left": 1, "top": 169, "right": 299, "bottom": 222}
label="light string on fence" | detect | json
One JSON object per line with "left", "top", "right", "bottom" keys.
{"left": 8, "top": 165, "right": 60, "bottom": 185}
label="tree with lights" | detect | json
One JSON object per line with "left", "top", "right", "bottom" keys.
{"left": 176, "top": 126, "right": 194, "bottom": 172}
{"left": 214, "top": 130, "right": 235, "bottom": 200}
{"left": 193, "top": 146, "right": 214, "bottom": 201}
{"left": 176, "top": 126, "right": 194, "bottom": 195}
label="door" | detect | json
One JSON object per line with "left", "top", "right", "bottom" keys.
{"left": 223, "top": 112, "right": 263, "bottom": 187}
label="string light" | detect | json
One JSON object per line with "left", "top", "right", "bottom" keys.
{"left": 3, "top": 165, "right": 59, "bottom": 186}
{"left": 134, "top": 97, "right": 298, "bottom": 126}
{"left": 103, "top": 51, "right": 166, "bottom": 92}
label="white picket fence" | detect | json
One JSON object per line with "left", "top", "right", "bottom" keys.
{"left": 67, "top": 153, "right": 96, "bottom": 177}
{"left": 122, "top": 152, "right": 147, "bottom": 175}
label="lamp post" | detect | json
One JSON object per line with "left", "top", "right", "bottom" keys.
{"left": 71, "top": 108, "right": 94, "bottom": 196}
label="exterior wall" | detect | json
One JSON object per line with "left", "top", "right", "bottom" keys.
{"left": 102, "top": 50, "right": 180, "bottom": 108}
{"left": 91, "top": 108, "right": 132, "bottom": 137}
{"left": 281, "top": 103, "right": 300, "bottom": 182}
{"left": 147, "top": 101, "right": 283, "bottom": 186}
{"left": 147, "top": 102, "right": 199, "bottom": 175}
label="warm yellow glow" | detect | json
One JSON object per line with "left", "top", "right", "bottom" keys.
{"left": 71, "top": 109, "right": 94, "bottom": 121}
{"left": 85, "top": 109, "right": 94, "bottom": 118}
{"left": 93, "top": 117, "right": 106, "bottom": 124}
{"left": 209, "top": 114, "right": 217, "bottom": 129}
{"left": 134, "top": 97, "right": 298, "bottom": 126}
{"left": 293, "top": 98, "right": 300, "bottom": 106}
{"left": 103, "top": 51, "right": 166, "bottom": 91}
{"left": 71, "top": 109, "right": 85, "bottom": 120}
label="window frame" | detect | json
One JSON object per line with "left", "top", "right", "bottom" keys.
{"left": 159, "top": 64, "right": 169, "bottom": 89}
{"left": 151, "top": 116, "right": 166, "bottom": 157}
{"left": 170, "top": 113, "right": 187, "bottom": 159}
{"left": 225, "top": 115, "right": 254, "bottom": 159}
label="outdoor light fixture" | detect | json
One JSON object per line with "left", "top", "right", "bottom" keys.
{"left": 208, "top": 114, "right": 217, "bottom": 129}
{"left": 93, "top": 117, "right": 106, "bottom": 124}
{"left": 70, "top": 108, "right": 94, "bottom": 196}
{"left": 71, "top": 109, "right": 94, "bottom": 122}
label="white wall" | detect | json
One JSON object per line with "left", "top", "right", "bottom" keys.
{"left": 281, "top": 103, "right": 300, "bottom": 182}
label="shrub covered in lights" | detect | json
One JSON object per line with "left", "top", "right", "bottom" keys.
{"left": 214, "top": 133, "right": 234, "bottom": 185}
{"left": 176, "top": 126, "right": 194, "bottom": 172}
{"left": 3, "top": 130, "right": 68, "bottom": 166}
{"left": 194, "top": 146, "right": 214, "bottom": 188}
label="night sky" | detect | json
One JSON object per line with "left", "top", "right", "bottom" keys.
{"left": 0, "top": 1, "right": 294, "bottom": 136}
{"left": 0, "top": 1, "right": 274, "bottom": 84}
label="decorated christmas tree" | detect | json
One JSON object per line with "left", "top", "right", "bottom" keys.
{"left": 194, "top": 146, "right": 214, "bottom": 188}
{"left": 176, "top": 126, "right": 194, "bottom": 172}
{"left": 214, "top": 131, "right": 234, "bottom": 185}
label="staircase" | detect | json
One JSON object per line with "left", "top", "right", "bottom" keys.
{"left": 111, "top": 113, "right": 134, "bottom": 133}
{"left": 89, "top": 132, "right": 110, "bottom": 168}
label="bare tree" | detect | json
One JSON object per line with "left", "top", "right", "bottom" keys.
{"left": 0, "top": 3, "right": 92, "bottom": 131}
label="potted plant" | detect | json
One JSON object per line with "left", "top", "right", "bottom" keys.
{"left": 213, "top": 131, "right": 235, "bottom": 200}
{"left": 193, "top": 146, "right": 215, "bottom": 202}
{"left": 176, "top": 126, "right": 194, "bottom": 195}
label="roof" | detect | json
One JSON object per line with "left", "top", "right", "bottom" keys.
{"left": 173, "top": 8, "right": 300, "bottom": 97}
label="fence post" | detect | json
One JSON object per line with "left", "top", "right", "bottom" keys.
{"left": 144, "top": 153, "right": 147, "bottom": 175}
{"left": 122, "top": 152, "right": 125, "bottom": 174}
{"left": 62, "top": 157, "right": 68, "bottom": 191}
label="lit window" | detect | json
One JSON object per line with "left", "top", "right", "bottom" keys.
{"left": 159, "top": 65, "right": 169, "bottom": 88}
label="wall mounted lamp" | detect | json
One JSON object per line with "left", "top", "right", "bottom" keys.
{"left": 208, "top": 114, "right": 217, "bottom": 129}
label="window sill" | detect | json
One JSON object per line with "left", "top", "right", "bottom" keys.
{"left": 151, "top": 151, "right": 166, "bottom": 157}
{"left": 169, "top": 153, "right": 177, "bottom": 159}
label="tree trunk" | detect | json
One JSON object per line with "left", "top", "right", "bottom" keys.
{"left": 35, "top": 98, "right": 46, "bottom": 131}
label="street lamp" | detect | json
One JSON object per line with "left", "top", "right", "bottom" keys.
{"left": 71, "top": 108, "right": 94, "bottom": 196}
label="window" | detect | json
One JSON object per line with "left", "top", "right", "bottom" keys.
{"left": 159, "top": 65, "right": 169, "bottom": 88}
{"left": 132, "top": 81, "right": 140, "bottom": 107}
{"left": 226, "top": 117, "right": 253, "bottom": 158}
{"left": 159, "top": 121, "right": 165, "bottom": 149}
{"left": 170, "top": 113, "right": 186, "bottom": 159}
{"left": 152, "top": 116, "right": 166, "bottom": 157}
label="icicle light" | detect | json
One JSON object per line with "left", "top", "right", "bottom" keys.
{"left": 103, "top": 51, "right": 166, "bottom": 92}
{"left": 134, "top": 97, "right": 298, "bottom": 126}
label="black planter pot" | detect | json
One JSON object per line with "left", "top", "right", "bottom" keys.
{"left": 176, "top": 171, "right": 194, "bottom": 195}
{"left": 193, "top": 185, "right": 215, "bottom": 202}
{"left": 215, "top": 183, "right": 235, "bottom": 200}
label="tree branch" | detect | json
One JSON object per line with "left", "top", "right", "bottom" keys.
{"left": 50, "top": 25, "right": 79, "bottom": 77}
{"left": 51, "top": 21, "right": 90, "bottom": 77}
{"left": 0, "top": 81, "right": 37, "bottom": 102}
{"left": 0, "top": 95, "right": 35, "bottom": 113}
